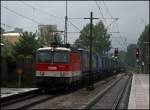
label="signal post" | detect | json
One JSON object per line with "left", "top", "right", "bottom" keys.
{"left": 135, "top": 48, "right": 140, "bottom": 73}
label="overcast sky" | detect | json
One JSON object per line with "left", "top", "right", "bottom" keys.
{"left": 1, "top": 1, "right": 149, "bottom": 51}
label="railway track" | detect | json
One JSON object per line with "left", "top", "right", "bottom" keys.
{"left": 1, "top": 89, "right": 40, "bottom": 107}
{"left": 1, "top": 73, "right": 132, "bottom": 109}
{"left": 26, "top": 73, "right": 128, "bottom": 109}
{"left": 1, "top": 89, "right": 59, "bottom": 109}
{"left": 82, "top": 73, "right": 132, "bottom": 109}
{"left": 1, "top": 95, "right": 58, "bottom": 109}
{"left": 112, "top": 73, "right": 132, "bottom": 109}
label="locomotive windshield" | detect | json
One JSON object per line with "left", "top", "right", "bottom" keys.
{"left": 36, "top": 51, "right": 52, "bottom": 63}
{"left": 53, "top": 51, "right": 69, "bottom": 63}
{"left": 36, "top": 50, "right": 69, "bottom": 63}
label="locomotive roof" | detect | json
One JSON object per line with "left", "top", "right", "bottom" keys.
{"left": 37, "top": 47, "right": 71, "bottom": 51}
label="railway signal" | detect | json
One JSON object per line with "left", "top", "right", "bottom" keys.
{"left": 114, "top": 48, "right": 118, "bottom": 58}
{"left": 135, "top": 48, "right": 140, "bottom": 73}
{"left": 135, "top": 48, "right": 140, "bottom": 58}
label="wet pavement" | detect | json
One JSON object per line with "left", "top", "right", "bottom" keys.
{"left": 128, "top": 74, "right": 149, "bottom": 109}
{"left": 1, "top": 88, "right": 38, "bottom": 98}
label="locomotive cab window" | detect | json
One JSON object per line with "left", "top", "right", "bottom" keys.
{"left": 53, "top": 51, "right": 69, "bottom": 63}
{"left": 36, "top": 51, "right": 52, "bottom": 63}
{"left": 36, "top": 50, "right": 69, "bottom": 63}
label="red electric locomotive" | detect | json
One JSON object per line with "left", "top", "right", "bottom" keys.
{"left": 35, "top": 46, "right": 81, "bottom": 88}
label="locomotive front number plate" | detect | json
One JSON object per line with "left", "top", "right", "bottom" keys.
{"left": 48, "top": 66, "right": 57, "bottom": 70}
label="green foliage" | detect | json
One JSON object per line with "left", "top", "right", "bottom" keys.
{"left": 74, "top": 20, "right": 111, "bottom": 55}
{"left": 1, "top": 39, "right": 13, "bottom": 58}
{"left": 137, "top": 24, "right": 149, "bottom": 63}
{"left": 1, "top": 30, "right": 13, "bottom": 58}
{"left": 13, "top": 31, "right": 41, "bottom": 58}
{"left": 1, "top": 27, "right": 5, "bottom": 33}
{"left": 126, "top": 44, "right": 137, "bottom": 67}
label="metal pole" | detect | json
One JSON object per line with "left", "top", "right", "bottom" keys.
{"left": 90, "top": 11, "right": 93, "bottom": 86}
{"left": 87, "top": 12, "right": 94, "bottom": 91}
{"left": 64, "top": 0, "right": 68, "bottom": 44}
{"left": 18, "top": 74, "right": 21, "bottom": 88}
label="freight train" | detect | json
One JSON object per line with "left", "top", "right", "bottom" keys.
{"left": 35, "top": 45, "right": 126, "bottom": 89}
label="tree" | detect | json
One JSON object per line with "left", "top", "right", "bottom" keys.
{"left": 137, "top": 24, "right": 149, "bottom": 74}
{"left": 38, "top": 25, "right": 62, "bottom": 46}
{"left": 137, "top": 24, "right": 149, "bottom": 63}
{"left": 1, "top": 27, "right": 13, "bottom": 58}
{"left": 1, "top": 27, "right": 5, "bottom": 34}
{"left": 74, "top": 20, "right": 111, "bottom": 55}
{"left": 13, "top": 31, "right": 41, "bottom": 58}
{"left": 126, "top": 44, "right": 137, "bottom": 67}
{"left": 1, "top": 39, "right": 13, "bottom": 58}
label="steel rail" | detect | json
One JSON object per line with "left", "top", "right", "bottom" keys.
{"left": 1, "top": 94, "right": 59, "bottom": 109}
{"left": 81, "top": 73, "right": 126, "bottom": 109}
{"left": 111, "top": 73, "right": 132, "bottom": 109}
{"left": 0, "top": 94, "right": 39, "bottom": 107}
{"left": 17, "top": 95, "right": 57, "bottom": 109}
{"left": 0, "top": 88, "right": 40, "bottom": 107}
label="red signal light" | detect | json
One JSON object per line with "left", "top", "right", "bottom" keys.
{"left": 114, "top": 48, "right": 118, "bottom": 57}
{"left": 136, "top": 48, "right": 140, "bottom": 58}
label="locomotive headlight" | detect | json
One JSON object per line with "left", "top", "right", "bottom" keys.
{"left": 51, "top": 47, "right": 55, "bottom": 52}
{"left": 39, "top": 71, "right": 44, "bottom": 76}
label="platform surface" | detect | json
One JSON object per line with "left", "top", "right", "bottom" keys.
{"left": 128, "top": 73, "right": 149, "bottom": 109}
{"left": 0, "top": 88, "right": 38, "bottom": 98}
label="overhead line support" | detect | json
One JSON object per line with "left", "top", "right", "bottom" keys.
{"left": 84, "top": 12, "right": 99, "bottom": 91}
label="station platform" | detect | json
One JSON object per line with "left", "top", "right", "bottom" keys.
{"left": 128, "top": 73, "right": 149, "bottom": 109}
{"left": 0, "top": 88, "right": 38, "bottom": 98}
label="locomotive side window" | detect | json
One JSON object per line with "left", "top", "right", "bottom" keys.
{"left": 54, "top": 51, "right": 69, "bottom": 63}
{"left": 36, "top": 51, "right": 52, "bottom": 63}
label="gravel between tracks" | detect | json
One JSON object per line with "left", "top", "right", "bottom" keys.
{"left": 1, "top": 95, "right": 54, "bottom": 109}
{"left": 117, "top": 74, "right": 132, "bottom": 109}
{"left": 91, "top": 74, "right": 130, "bottom": 109}
{"left": 28, "top": 74, "right": 123, "bottom": 109}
